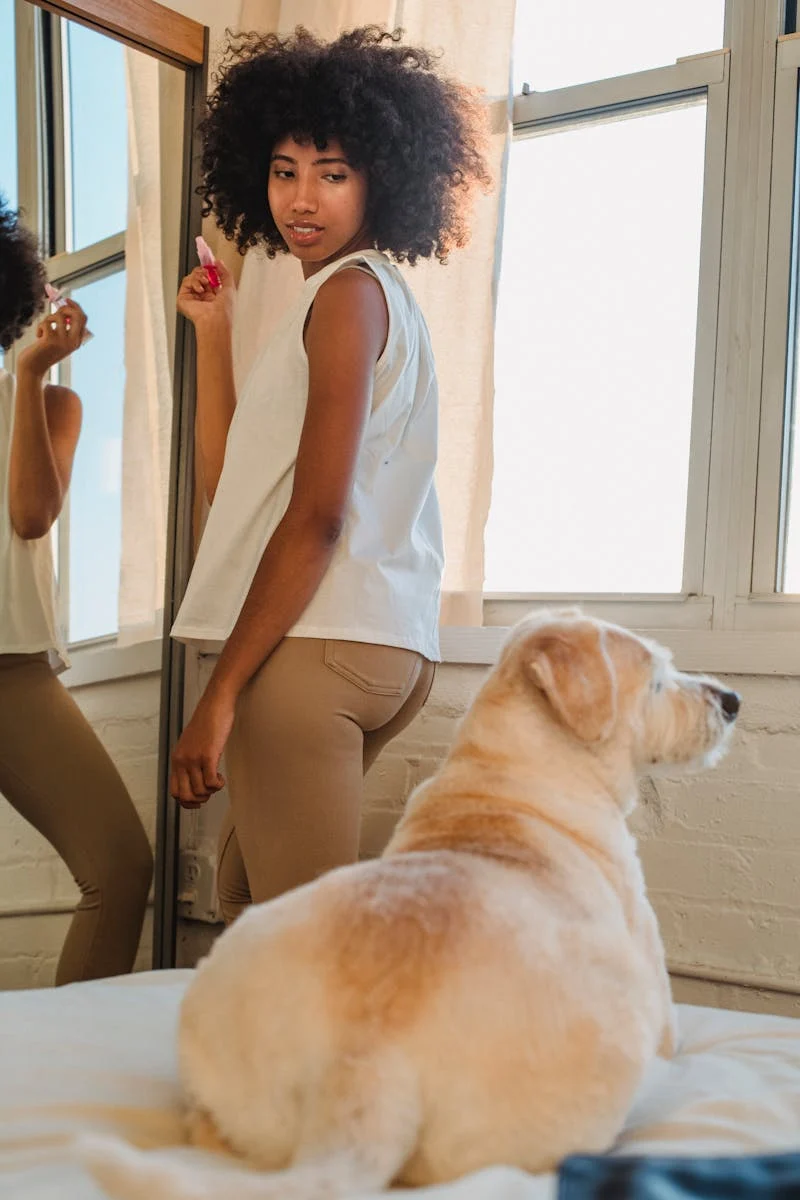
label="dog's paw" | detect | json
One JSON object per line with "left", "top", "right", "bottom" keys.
{"left": 71, "top": 1133, "right": 156, "bottom": 1198}
{"left": 657, "top": 1006, "right": 679, "bottom": 1059}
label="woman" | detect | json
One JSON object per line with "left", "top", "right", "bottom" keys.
{"left": 169, "top": 27, "right": 490, "bottom": 922}
{"left": 0, "top": 196, "right": 153, "bottom": 984}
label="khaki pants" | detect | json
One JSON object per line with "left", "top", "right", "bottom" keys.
{"left": 0, "top": 653, "right": 153, "bottom": 985}
{"left": 217, "top": 637, "right": 435, "bottom": 924}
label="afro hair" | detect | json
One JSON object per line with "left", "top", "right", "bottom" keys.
{"left": 199, "top": 25, "right": 492, "bottom": 264}
{"left": 0, "top": 196, "right": 47, "bottom": 352}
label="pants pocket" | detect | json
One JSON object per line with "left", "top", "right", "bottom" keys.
{"left": 323, "top": 640, "right": 422, "bottom": 697}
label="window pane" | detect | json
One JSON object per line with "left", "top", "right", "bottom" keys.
{"left": 486, "top": 102, "right": 707, "bottom": 593}
{"left": 514, "top": 1, "right": 725, "bottom": 94}
{"left": 0, "top": 1, "right": 17, "bottom": 211}
{"left": 64, "top": 20, "right": 127, "bottom": 251}
{"left": 0, "top": 0, "right": 17, "bottom": 371}
{"left": 64, "top": 271, "right": 125, "bottom": 641}
{"left": 778, "top": 88, "right": 800, "bottom": 593}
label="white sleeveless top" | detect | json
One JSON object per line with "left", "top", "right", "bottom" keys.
{"left": 0, "top": 369, "right": 68, "bottom": 671}
{"left": 171, "top": 250, "right": 443, "bottom": 661}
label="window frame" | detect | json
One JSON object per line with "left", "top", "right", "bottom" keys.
{"left": 752, "top": 31, "right": 800, "bottom": 601}
{"left": 460, "top": 0, "right": 800, "bottom": 674}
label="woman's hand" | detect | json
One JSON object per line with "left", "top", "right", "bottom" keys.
{"left": 177, "top": 261, "right": 236, "bottom": 331}
{"left": 170, "top": 689, "right": 236, "bottom": 808}
{"left": 17, "top": 301, "right": 88, "bottom": 377}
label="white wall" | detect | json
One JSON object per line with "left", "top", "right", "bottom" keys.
{"left": 0, "top": 672, "right": 160, "bottom": 989}
{"left": 2, "top": 654, "right": 795, "bottom": 1013}
{"left": 176, "top": 660, "right": 800, "bottom": 1017}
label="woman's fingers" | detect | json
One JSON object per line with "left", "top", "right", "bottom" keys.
{"left": 171, "top": 763, "right": 208, "bottom": 807}
{"left": 61, "top": 301, "right": 87, "bottom": 345}
{"left": 201, "top": 755, "right": 225, "bottom": 792}
{"left": 37, "top": 305, "right": 86, "bottom": 353}
{"left": 181, "top": 266, "right": 215, "bottom": 298}
{"left": 170, "top": 754, "right": 224, "bottom": 805}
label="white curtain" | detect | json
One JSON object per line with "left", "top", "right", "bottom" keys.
{"left": 116, "top": 0, "right": 245, "bottom": 644}
{"left": 117, "top": 52, "right": 181, "bottom": 645}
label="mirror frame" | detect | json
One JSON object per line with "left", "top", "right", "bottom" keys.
{"left": 24, "top": 0, "right": 208, "bottom": 970}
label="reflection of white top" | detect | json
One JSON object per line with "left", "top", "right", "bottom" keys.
{"left": 0, "top": 370, "right": 68, "bottom": 672}
{"left": 171, "top": 249, "right": 443, "bottom": 662}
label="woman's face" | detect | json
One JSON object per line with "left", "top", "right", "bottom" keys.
{"left": 268, "top": 135, "right": 372, "bottom": 277}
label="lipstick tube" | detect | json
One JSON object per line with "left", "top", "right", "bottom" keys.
{"left": 45, "top": 283, "right": 94, "bottom": 344}
{"left": 196, "top": 236, "right": 221, "bottom": 290}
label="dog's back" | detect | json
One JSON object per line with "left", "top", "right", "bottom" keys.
{"left": 177, "top": 841, "right": 658, "bottom": 1185}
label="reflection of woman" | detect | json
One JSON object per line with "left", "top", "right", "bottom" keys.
{"left": 168, "top": 29, "right": 489, "bottom": 924}
{"left": 0, "top": 197, "right": 152, "bottom": 985}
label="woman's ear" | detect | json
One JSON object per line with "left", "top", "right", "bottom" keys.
{"left": 523, "top": 621, "right": 617, "bottom": 743}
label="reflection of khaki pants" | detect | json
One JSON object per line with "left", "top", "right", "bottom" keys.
{"left": 0, "top": 653, "right": 153, "bottom": 985}
{"left": 217, "top": 637, "right": 435, "bottom": 924}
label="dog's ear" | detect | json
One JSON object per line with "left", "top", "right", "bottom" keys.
{"left": 523, "top": 622, "right": 617, "bottom": 742}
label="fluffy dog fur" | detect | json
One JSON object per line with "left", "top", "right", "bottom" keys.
{"left": 78, "top": 609, "right": 740, "bottom": 1199}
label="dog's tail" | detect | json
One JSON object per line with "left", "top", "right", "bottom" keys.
{"left": 74, "top": 1050, "right": 421, "bottom": 1200}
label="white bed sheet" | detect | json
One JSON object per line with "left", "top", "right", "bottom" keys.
{"left": 1, "top": 970, "right": 799, "bottom": 1199}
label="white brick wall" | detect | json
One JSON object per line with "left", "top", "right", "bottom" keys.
{"left": 7, "top": 658, "right": 798, "bottom": 1014}
{"left": 177, "top": 663, "right": 800, "bottom": 1014}
{"left": 0, "top": 672, "right": 161, "bottom": 989}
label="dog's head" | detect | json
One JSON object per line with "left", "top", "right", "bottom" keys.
{"left": 500, "top": 609, "right": 739, "bottom": 776}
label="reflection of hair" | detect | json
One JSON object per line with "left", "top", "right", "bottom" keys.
{"left": 0, "top": 195, "right": 47, "bottom": 352}
{"left": 200, "top": 25, "right": 492, "bottom": 264}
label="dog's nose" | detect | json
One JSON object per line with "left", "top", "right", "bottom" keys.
{"left": 711, "top": 687, "right": 741, "bottom": 722}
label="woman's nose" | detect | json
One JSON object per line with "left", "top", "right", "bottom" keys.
{"left": 292, "top": 181, "right": 317, "bottom": 212}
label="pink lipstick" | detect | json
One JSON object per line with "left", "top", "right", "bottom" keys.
{"left": 196, "top": 236, "right": 221, "bottom": 290}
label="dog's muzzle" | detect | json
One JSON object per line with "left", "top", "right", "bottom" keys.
{"left": 704, "top": 684, "right": 741, "bottom": 723}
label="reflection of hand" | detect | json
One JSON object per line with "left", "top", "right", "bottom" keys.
{"left": 17, "top": 301, "right": 88, "bottom": 376}
{"left": 170, "top": 690, "right": 235, "bottom": 808}
{"left": 177, "top": 262, "right": 235, "bottom": 331}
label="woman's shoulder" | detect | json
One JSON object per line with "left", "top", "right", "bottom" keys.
{"left": 307, "top": 265, "right": 389, "bottom": 361}
{"left": 324, "top": 252, "right": 418, "bottom": 318}
{"left": 315, "top": 260, "right": 386, "bottom": 304}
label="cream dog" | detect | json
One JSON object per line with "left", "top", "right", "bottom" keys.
{"left": 80, "top": 609, "right": 740, "bottom": 1199}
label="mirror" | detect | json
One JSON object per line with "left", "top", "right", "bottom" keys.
{"left": 0, "top": 0, "right": 206, "bottom": 987}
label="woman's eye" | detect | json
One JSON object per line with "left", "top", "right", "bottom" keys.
{"left": 272, "top": 169, "right": 294, "bottom": 180}
{"left": 324, "top": 173, "right": 347, "bottom": 183}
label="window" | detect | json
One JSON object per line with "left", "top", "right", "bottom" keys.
{"left": 0, "top": 2, "right": 18, "bottom": 371}
{"left": 486, "top": 0, "right": 800, "bottom": 671}
{"left": 0, "top": 3, "right": 17, "bottom": 210}
{"left": 10, "top": 5, "right": 128, "bottom": 645}
{"left": 63, "top": 21, "right": 128, "bottom": 252}
{"left": 487, "top": 100, "right": 708, "bottom": 593}
{"left": 63, "top": 270, "right": 126, "bottom": 642}
{"left": 512, "top": 1, "right": 725, "bottom": 94}
{"left": 761, "top": 30, "right": 800, "bottom": 595}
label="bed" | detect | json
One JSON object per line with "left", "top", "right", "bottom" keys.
{"left": 1, "top": 970, "right": 800, "bottom": 1199}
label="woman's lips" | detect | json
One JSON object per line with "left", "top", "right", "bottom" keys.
{"left": 286, "top": 223, "right": 324, "bottom": 247}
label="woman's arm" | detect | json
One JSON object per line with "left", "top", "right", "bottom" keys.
{"left": 9, "top": 304, "right": 85, "bottom": 539}
{"left": 194, "top": 325, "right": 237, "bottom": 504}
{"left": 170, "top": 267, "right": 389, "bottom": 805}
{"left": 177, "top": 262, "right": 237, "bottom": 504}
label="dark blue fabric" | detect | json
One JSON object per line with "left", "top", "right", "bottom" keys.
{"left": 558, "top": 1153, "right": 800, "bottom": 1199}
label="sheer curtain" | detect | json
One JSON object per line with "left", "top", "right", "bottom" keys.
{"left": 117, "top": 52, "right": 183, "bottom": 644}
